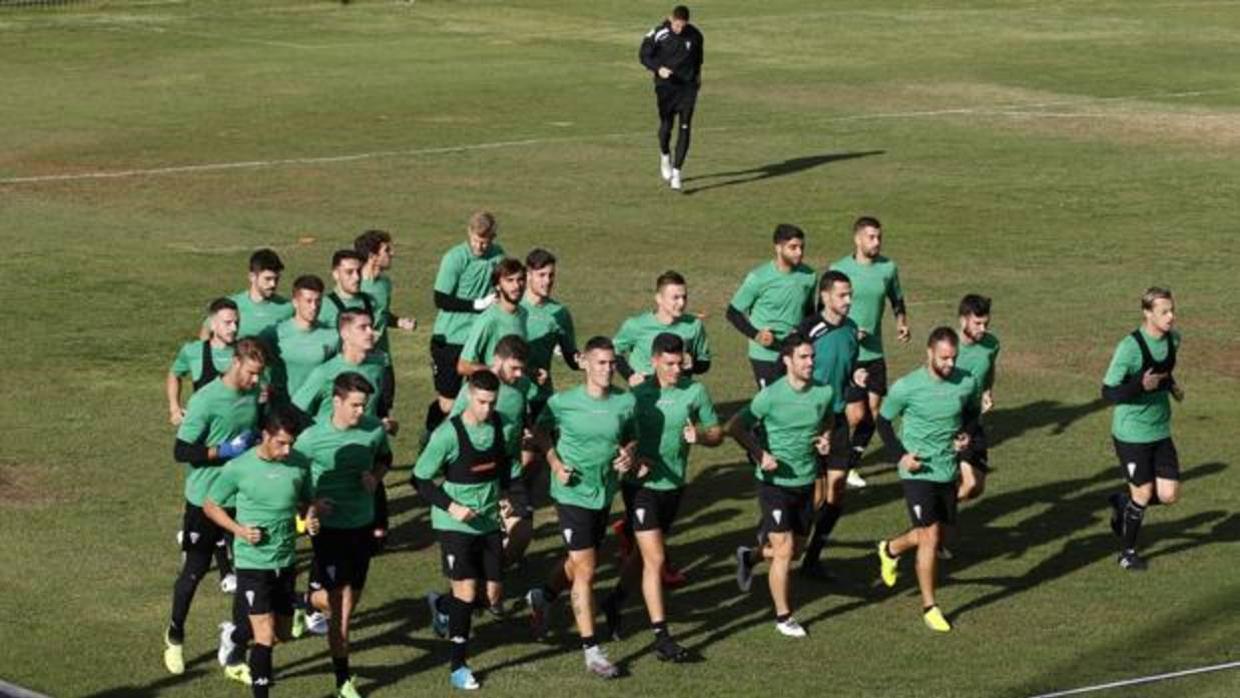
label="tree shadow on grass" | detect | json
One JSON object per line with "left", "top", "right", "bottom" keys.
{"left": 683, "top": 151, "right": 885, "bottom": 195}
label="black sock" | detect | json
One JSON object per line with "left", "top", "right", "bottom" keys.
{"left": 332, "top": 656, "right": 350, "bottom": 688}
{"left": 803, "top": 503, "right": 844, "bottom": 565}
{"left": 448, "top": 595, "right": 472, "bottom": 671}
{"left": 167, "top": 622, "right": 184, "bottom": 644}
{"left": 884, "top": 540, "right": 898, "bottom": 559}
{"left": 923, "top": 604, "right": 936, "bottom": 613}
{"left": 581, "top": 635, "right": 598, "bottom": 650}
{"left": 652, "top": 620, "right": 669, "bottom": 641}
{"left": 673, "top": 119, "right": 691, "bottom": 168}
{"left": 1122, "top": 499, "right": 1146, "bottom": 552}
{"left": 249, "top": 643, "right": 273, "bottom": 698}
{"left": 541, "top": 583, "right": 560, "bottom": 604}
{"left": 215, "top": 539, "right": 234, "bottom": 578}
{"left": 170, "top": 549, "right": 212, "bottom": 636}
{"left": 775, "top": 613, "right": 791, "bottom": 624}
{"left": 231, "top": 594, "right": 252, "bottom": 653}
{"left": 850, "top": 418, "right": 876, "bottom": 455}
{"left": 607, "top": 584, "right": 627, "bottom": 607}
{"left": 425, "top": 400, "right": 446, "bottom": 434}
{"left": 435, "top": 594, "right": 450, "bottom": 616}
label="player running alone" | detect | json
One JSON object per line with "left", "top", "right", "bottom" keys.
{"left": 639, "top": 5, "right": 704, "bottom": 192}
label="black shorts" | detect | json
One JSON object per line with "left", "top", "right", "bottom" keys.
{"left": 1113, "top": 437, "right": 1179, "bottom": 486}
{"left": 757, "top": 482, "right": 815, "bottom": 542}
{"left": 957, "top": 424, "right": 990, "bottom": 473}
{"left": 438, "top": 530, "right": 503, "bottom": 582}
{"left": 506, "top": 472, "right": 535, "bottom": 520}
{"left": 821, "top": 414, "right": 851, "bottom": 471}
{"left": 845, "top": 358, "right": 889, "bottom": 401}
{"left": 749, "top": 359, "right": 785, "bottom": 390}
{"left": 622, "top": 484, "right": 683, "bottom": 534}
{"left": 181, "top": 502, "right": 226, "bottom": 554}
{"left": 309, "top": 526, "right": 373, "bottom": 591}
{"left": 902, "top": 479, "right": 958, "bottom": 527}
{"left": 236, "top": 566, "right": 297, "bottom": 616}
{"left": 429, "top": 335, "right": 464, "bottom": 398}
{"left": 656, "top": 84, "right": 698, "bottom": 122}
{"left": 556, "top": 503, "right": 610, "bottom": 552}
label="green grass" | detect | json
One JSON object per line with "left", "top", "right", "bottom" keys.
{"left": 2, "top": 1, "right": 1239, "bottom": 696}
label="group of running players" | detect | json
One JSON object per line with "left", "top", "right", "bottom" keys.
{"left": 160, "top": 212, "right": 1184, "bottom": 695}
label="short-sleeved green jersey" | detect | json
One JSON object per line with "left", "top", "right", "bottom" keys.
{"left": 536, "top": 385, "right": 638, "bottom": 510}
{"left": 292, "top": 351, "right": 389, "bottom": 421}
{"left": 521, "top": 296, "right": 578, "bottom": 401}
{"left": 208, "top": 290, "right": 294, "bottom": 340}
{"left": 829, "top": 255, "right": 904, "bottom": 361}
{"left": 414, "top": 419, "right": 505, "bottom": 535}
{"left": 459, "top": 304, "right": 528, "bottom": 366}
{"left": 1103, "top": 329, "right": 1180, "bottom": 443}
{"left": 451, "top": 377, "right": 538, "bottom": 474}
{"left": 360, "top": 275, "right": 394, "bottom": 353}
{"left": 170, "top": 340, "right": 234, "bottom": 386}
{"left": 957, "top": 333, "right": 1001, "bottom": 394}
{"left": 296, "top": 416, "right": 391, "bottom": 529}
{"left": 632, "top": 377, "right": 719, "bottom": 490}
{"left": 729, "top": 261, "right": 817, "bottom": 362}
{"left": 799, "top": 314, "right": 860, "bottom": 414}
{"left": 264, "top": 319, "right": 339, "bottom": 396}
{"left": 614, "top": 311, "right": 711, "bottom": 376}
{"left": 737, "top": 378, "right": 833, "bottom": 487}
{"left": 881, "top": 367, "right": 979, "bottom": 483}
{"left": 431, "top": 242, "right": 507, "bottom": 344}
{"left": 318, "top": 290, "right": 377, "bottom": 339}
{"left": 175, "top": 378, "right": 262, "bottom": 506}
{"left": 207, "top": 449, "right": 313, "bottom": 570}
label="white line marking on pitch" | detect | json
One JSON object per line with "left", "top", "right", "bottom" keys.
{"left": 1, "top": 87, "right": 1234, "bottom": 186}
{"left": 0, "top": 678, "right": 52, "bottom": 698}
{"left": 1027, "top": 660, "right": 1240, "bottom": 698}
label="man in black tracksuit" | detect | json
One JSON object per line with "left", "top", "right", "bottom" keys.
{"left": 639, "top": 5, "right": 703, "bottom": 193}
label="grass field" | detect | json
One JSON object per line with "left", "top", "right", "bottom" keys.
{"left": 3, "top": 1, "right": 1239, "bottom": 696}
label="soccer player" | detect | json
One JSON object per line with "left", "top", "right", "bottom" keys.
{"left": 356, "top": 229, "right": 417, "bottom": 407}
{"left": 448, "top": 336, "right": 539, "bottom": 567}
{"left": 168, "top": 298, "right": 240, "bottom": 425}
{"left": 639, "top": 5, "right": 704, "bottom": 192}
{"left": 954, "top": 294, "right": 1000, "bottom": 506}
{"left": 1102, "top": 287, "right": 1182, "bottom": 572}
{"left": 200, "top": 248, "right": 293, "bottom": 340}
{"left": 525, "top": 337, "right": 638, "bottom": 679}
{"left": 727, "top": 333, "right": 834, "bottom": 638}
{"left": 203, "top": 409, "right": 324, "bottom": 698}
{"left": 299, "top": 372, "right": 394, "bottom": 698}
{"left": 456, "top": 257, "right": 528, "bottom": 377}
{"left": 727, "top": 224, "right": 817, "bottom": 389}
{"left": 163, "top": 338, "right": 266, "bottom": 676}
{"left": 427, "top": 211, "right": 506, "bottom": 432}
{"left": 263, "top": 275, "right": 339, "bottom": 403}
{"left": 318, "top": 250, "right": 377, "bottom": 337}
{"left": 797, "top": 271, "right": 868, "bottom": 578}
{"left": 829, "top": 216, "right": 910, "bottom": 488}
{"left": 874, "top": 327, "right": 980, "bottom": 633}
{"left": 614, "top": 270, "right": 711, "bottom": 387}
{"left": 521, "top": 248, "right": 580, "bottom": 412}
{"left": 601, "top": 332, "right": 721, "bottom": 661}
{"left": 414, "top": 370, "right": 511, "bottom": 691}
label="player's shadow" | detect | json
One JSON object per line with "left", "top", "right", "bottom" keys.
{"left": 79, "top": 650, "right": 217, "bottom": 697}
{"left": 983, "top": 397, "right": 1109, "bottom": 448}
{"left": 682, "top": 151, "right": 885, "bottom": 195}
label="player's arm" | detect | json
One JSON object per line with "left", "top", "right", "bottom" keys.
{"left": 727, "top": 273, "right": 775, "bottom": 347}
{"left": 411, "top": 430, "right": 469, "bottom": 518}
{"left": 888, "top": 268, "right": 910, "bottom": 342}
{"left": 165, "top": 372, "right": 186, "bottom": 425}
{"left": 1101, "top": 338, "right": 1155, "bottom": 403}
{"left": 432, "top": 253, "right": 493, "bottom": 314}
{"left": 690, "top": 323, "right": 712, "bottom": 375}
{"left": 455, "top": 323, "right": 489, "bottom": 377}
{"left": 876, "top": 386, "right": 920, "bottom": 470}
{"left": 638, "top": 26, "right": 661, "bottom": 72}
{"left": 558, "top": 310, "right": 582, "bottom": 371}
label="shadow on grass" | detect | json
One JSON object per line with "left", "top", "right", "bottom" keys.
{"left": 682, "top": 151, "right": 885, "bottom": 195}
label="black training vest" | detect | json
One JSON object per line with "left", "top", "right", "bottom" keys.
{"left": 445, "top": 414, "right": 507, "bottom": 485}
{"left": 1130, "top": 329, "right": 1176, "bottom": 375}
{"left": 327, "top": 292, "right": 374, "bottom": 319}
{"left": 193, "top": 340, "right": 222, "bottom": 390}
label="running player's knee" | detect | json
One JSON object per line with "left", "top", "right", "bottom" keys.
{"left": 1157, "top": 484, "right": 1179, "bottom": 505}
{"left": 768, "top": 533, "right": 794, "bottom": 559}
{"left": 644, "top": 548, "right": 666, "bottom": 572}
{"left": 453, "top": 587, "right": 477, "bottom": 605}
{"left": 921, "top": 524, "right": 942, "bottom": 546}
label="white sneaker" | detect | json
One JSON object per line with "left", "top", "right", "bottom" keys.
{"left": 670, "top": 169, "right": 682, "bottom": 191}
{"left": 219, "top": 573, "right": 237, "bottom": 594}
{"left": 775, "top": 617, "right": 807, "bottom": 638}
{"left": 584, "top": 645, "right": 619, "bottom": 679}
{"left": 660, "top": 155, "right": 672, "bottom": 182}
{"left": 846, "top": 469, "right": 868, "bottom": 489}
{"left": 217, "top": 622, "right": 236, "bottom": 667}
{"left": 305, "top": 611, "right": 329, "bottom": 635}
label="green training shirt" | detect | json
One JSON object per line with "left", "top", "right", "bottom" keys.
{"left": 318, "top": 290, "right": 377, "bottom": 339}
{"left": 537, "top": 385, "right": 638, "bottom": 510}
{"left": 957, "top": 332, "right": 1000, "bottom": 395}
{"left": 170, "top": 340, "right": 235, "bottom": 386}
{"left": 800, "top": 314, "right": 861, "bottom": 414}
{"left": 829, "top": 255, "right": 904, "bottom": 361}
{"left": 521, "top": 296, "right": 578, "bottom": 401}
{"left": 431, "top": 242, "right": 507, "bottom": 344}
{"left": 1103, "top": 328, "right": 1180, "bottom": 443}
{"left": 360, "top": 275, "right": 394, "bottom": 353}
{"left": 459, "top": 304, "right": 529, "bottom": 367}
{"left": 729, "top": 261, "right": 817, "bottom": 362}
{"left": 263, "top": 319, "right": 339, "bottom": 397}
{"left": 737, "top": 377, "right": 834, "bottom": 487}
{"left": 614, "top": 311, "right": 711, "bottom": 376}
{"left": 292, "top": 351, "right": 389, "bottom": 421}
{"left": 413, "top": 419, "right": 505, "bottom": 535}
{"left": 175, "top": 378, "right": 262, "bottom": 506}
{"left": 632, "top": 376, "right": 719, "bottom": 491}
{"left": 207, "top": 449, "right": 313, "bottom": 570}
{"left": 451, "top": 377, "right": 538, "bottom": 475}
{"left": 296, "top": 415, "right": 391, "bottom": 529}
{"left": 881, "top": 367, "right": 979, "bottom": 483}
